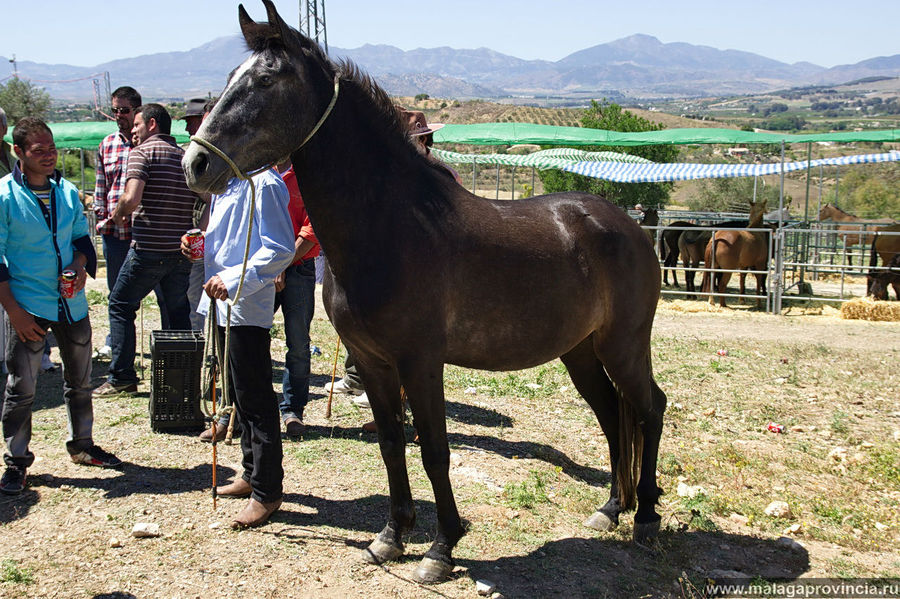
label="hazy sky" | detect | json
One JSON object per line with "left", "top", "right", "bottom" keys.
{"left": 3, "top": 0, "right": 897, "bottom": 69}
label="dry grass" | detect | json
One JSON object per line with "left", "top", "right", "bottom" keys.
{"left": 841, "top": 297, "right": 900, "bottom": 321}
{"left": 0, "top": 280, "right": 898, "bottom": 598}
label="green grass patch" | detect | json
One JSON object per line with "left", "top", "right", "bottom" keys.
{"left": 85, "top": 289, "right": 107, "bottom": 306}
{"left": 503, "top": 469, "right": 552, "bottom": 509}
{"left": 830, "top": 410, "right": 850, "bottom": 435}
{"left": 0, "top": 559, "right": 34, "bottom": 585}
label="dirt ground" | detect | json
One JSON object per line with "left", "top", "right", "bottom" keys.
{"left": 1, "top": 275, "right": 898, "bottom": 598}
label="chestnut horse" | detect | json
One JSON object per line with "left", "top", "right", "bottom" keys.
{"left": 182, "top": 1, "right": 667, "bottom": 583}
{"left": 867, "top": 224, "right": 900, "bottom": 300}
{"left": 678, "top": 219, "right": 748, "bottom": 298}
{"left": 818, "top": 204, "right": 895, "bottom": 265}
{"left": 701, "top": 201, "right": 769, "bottom": 308}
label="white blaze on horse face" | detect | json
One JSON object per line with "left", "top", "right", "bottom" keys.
{"left": 223, "top": 54, "right": 260, "bottom": 96}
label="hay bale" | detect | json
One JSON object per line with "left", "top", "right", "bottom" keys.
{"left": 840, "top": 297, "right": 900, "bottom": 322}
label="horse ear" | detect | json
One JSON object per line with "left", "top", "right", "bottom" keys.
{"left": 262, "top": 0, "right": 303, "bottom": 51}
{"left": 239, "top": 4, "right": 270, "bottom": 46}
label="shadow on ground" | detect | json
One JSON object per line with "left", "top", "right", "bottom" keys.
{"left": 267, "top": 492, "right": 809, "bottom": 597}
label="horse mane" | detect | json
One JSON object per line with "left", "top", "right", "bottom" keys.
{"left": 243, "top": 15, "right": 456, "bottom": 219}
{"left": 822, "top": 203, "right": 856, "bottom": 218}
{"left": 333, "top": 58, "right": 410, "bottom": 150}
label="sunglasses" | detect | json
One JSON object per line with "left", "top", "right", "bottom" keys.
{"left": 111, "top": 107, "right": 134, "bottom": 115}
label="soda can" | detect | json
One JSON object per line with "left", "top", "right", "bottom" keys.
{"left": 60, "top": 270, "right": 77, "bottom": 299}
{"left": 186, "top": 229, "right": 204, "bottom": 261}
{"left": 766, "top": 422, "right": 784, "bottom": 434}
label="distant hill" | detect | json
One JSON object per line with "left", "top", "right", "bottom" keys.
{"left": 2, "top": 34, "right": 898, "bottom": 102}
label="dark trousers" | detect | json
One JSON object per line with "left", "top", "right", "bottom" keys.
{"left": 2, "top": 316, "right": 94, "bottom": 468}
{"left": 275, "top": 259, "right": 316, "bottom": 421}
{"left": 102, "top": 235, "right": 171, "bottom": 335}
{"left": 217, "top": 325, "right": 283, "bottom": 503}
{"left": 107, "top": 248, "right": 192, "bottom": 385}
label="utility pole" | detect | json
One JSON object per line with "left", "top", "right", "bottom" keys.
{"left": 8, "top": 54, "right": 18, "bottom": 78}
{"left": 299, "top": 0, "right": 328, "bottom": 54}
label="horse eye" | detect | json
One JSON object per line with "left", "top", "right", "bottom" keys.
{"left": 259, "top": 74, "right": 273, "bottom": 86}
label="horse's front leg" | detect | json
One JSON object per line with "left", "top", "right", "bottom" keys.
{"left": 400, "top": 359, "right": 466, "bottom": 583}
{"left": 356, "top": 361, "right": 415, "bottom": 566}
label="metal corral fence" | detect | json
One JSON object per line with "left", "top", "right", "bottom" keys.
{"left": 640, "top": 212, "right": 900, "bottom": 315}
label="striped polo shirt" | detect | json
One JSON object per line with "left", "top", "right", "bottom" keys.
{"left": 125, "top": 134, "right": 196, "bottom": 252}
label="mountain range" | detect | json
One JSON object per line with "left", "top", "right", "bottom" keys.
{"left": 2, "top": 34, "right": 899, "bottom": 102}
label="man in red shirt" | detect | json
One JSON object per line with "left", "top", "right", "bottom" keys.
{"left": 273, "top": 162, "right": 319, "bottom": 438}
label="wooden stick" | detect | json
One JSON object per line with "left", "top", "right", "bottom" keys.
{"left": 325, "top": 336, "right": 341, "bottom": 419}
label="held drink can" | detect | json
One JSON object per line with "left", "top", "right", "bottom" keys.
{"left": 60, "top": 270, "right": 77, "bottom": 299}
{"left": 186, "top": 229, "right": 204, "bottom": 261}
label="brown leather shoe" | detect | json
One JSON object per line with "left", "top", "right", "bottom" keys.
{"left": 199, "top": 425, "right": 227, "bottom": 443}
{"left": 231, "top": 497, "right": 282, "bottom": 529}
{"left": 217, "top": 478, "right": 252, "bottom": 497}
{"left": 284, "top": 417, "right": 305, "bottom": 440}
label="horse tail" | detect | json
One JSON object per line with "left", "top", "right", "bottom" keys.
{"left": 615, "top": 382, "right": 643, "bottom": 511}
{"left": 658, "top": 232, "right": 667, "bottom": 262}
{"left": 869, "top": 235, "right": 879, "bottom": 269}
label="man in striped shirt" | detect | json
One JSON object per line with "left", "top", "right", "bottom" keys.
{"left": 95, "top": 104, "right": 196, "bottom": 396}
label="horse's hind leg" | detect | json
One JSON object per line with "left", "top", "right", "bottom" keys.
{"left": 560, "top": 336, "right": 623, "bottom": 532}
{"left": 399, "top": 359, "right": 466, "bottom": 583}
{"left": 356, "top": 360, "right": 415, "bottom": 567}
{"left": 596, "top": 341, "right": 667, "bottom": 546}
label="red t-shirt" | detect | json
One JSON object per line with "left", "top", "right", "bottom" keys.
{"left": 280, "top": 167, "right": 320, "bottom": 264}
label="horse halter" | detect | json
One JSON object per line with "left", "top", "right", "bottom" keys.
{"left": 189, "top": 73, "right": 340, "bottom": 181}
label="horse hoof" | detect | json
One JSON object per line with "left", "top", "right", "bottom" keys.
{"left": 584, "top": 511, "right": 617, "bottom": 532}
{"left": 361, "top": 538, "right": 404, "bottom": 565}
{"left": 413, "top": 557, "right": 454, "bottom": 583}
{"left": 633, "top": 519, "right": 661, "bottom": 547}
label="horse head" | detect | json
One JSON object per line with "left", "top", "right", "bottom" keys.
{"left": 748, "top": 199, "right": 767, "bottom": 226}
{"left": 818, "top": 203, "right": 833, "bottom": 221}
{"left": 183, "top": 0, "right": 336, "bottom": 193}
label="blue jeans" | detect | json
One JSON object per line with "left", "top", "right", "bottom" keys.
{"left": 3, "top": 316, "right": 94, "bottom": 468}
{"left": 275, "top": 259, "right": 316, "bottom": 421}
{"left": 107, "top": 248, "right": 192, "bottom": 385}
{"left": 102, "top": 234, "right": 171, "bottom": 338}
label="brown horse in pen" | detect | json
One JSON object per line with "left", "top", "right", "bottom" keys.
{"left": 183, "top": 1, "right": 667, "bottom": 583}
{"left": 676, "top": 218, "right": 749, "bottom": 298}
{"left": 867, "top": 223, "right": 900, "bottom": 300}
{"left": 701, "top": 201, "right": 769, "bottom": 308}
{"left": 818, "top": 204, "right": 895, "bottom": 265}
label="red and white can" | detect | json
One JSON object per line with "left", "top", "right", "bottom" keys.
{"left": 60, "top": 270, "right": 77, "bottom": 299}
{"left": 186, "top": 229, "right": 204, "bottom": 261}
{"left": 766, "top": 422, "right": 785, "bottom": 434}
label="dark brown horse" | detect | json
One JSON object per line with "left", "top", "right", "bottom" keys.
{"left": 700, "top": 201, "right": 769, "bottom": 308}
{"left": 659, "top": 220, "right": 697, "bottom": 287}
{"left": 182, "top": 1, "right": 667, "bottom": 583}
{"left": 867, "top": 224, "right": 900, "bottom": 300}
{"left": 640, "top": 207, "right": 659, "bottom": 245}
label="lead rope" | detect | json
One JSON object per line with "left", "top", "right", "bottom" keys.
{"left": 190, "top": 74, "right": 340, "bottom": 507}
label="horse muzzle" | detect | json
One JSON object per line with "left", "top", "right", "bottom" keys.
{"left": 182, "top": 143, "right": 230, "bottom": 194}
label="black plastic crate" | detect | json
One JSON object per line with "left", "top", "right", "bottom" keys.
{"left": 149, "top": 330, "right": 205, "bottom": 432}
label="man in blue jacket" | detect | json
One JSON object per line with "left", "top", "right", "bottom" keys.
{"left": 0, "top": 118, "right": 121, "bottom": 495}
